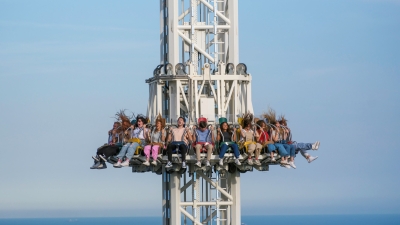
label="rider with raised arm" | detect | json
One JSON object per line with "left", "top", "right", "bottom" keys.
{"left": 217, "top": 120, "right": 241, "bottom": 166}
{"left": 114, "top": 115, "right": 148, "bottom": 168}
{"left": 192, "top": 118, "right": 214, "bottom": 167}
{"left": 143, "top": 114, "right": 166, "bottom": 166}
{"left": 165, "top": 117, "right": 192, "bottom": 169}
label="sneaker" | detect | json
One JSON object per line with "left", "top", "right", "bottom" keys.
{"left": 113, "top": 160, "right": 122, "bottom": 168}
{"left": 165, "top": 161, "right": 173, "bottom": 168}
{"left": 247, "top": 158, "right": 253, "bottom": 165}
{"left": 90, "top": 161, "right": 100, "bottom": 169}
{"left": 280, "top": 159, "right": 288, "bottom": 165}
{"left": 219, "top": 159, "right": 224, "bottom": 166}
{"left": 280, "top": 164, "right": 291, "bottom": 169}
{"left": 143, "top": 161, "right": 150, "bottom": 166}
{"left": 235, "top": 159, "right": 241, "bottom": 166}
{"left": 182, "top": 161, "right": 187, "bottom": 169}
{"left": 151, "top": 160, "right": 158, "bottom": 166}
{"left": 92, "top": 156, "right": 99, "bottom": 162}
{"left": 121, "top": 159, "right": 130, "bottom": 167}
{"left": 270, "top": 157, "right": 276, "bottom": 162}
{"left": 312, "top": 141, "right": 320, "bottom": 150}
{"left": 99, "top": 154, "right": 107, "bottom": 162}
{"left": 195, "top": 161, "right": 202, "bottom": 167}
{"left": 307, "top": 156, "right": 319, "bottom": 163}
{"left": 97, "top": 162, "right": 107, "bottom": 169}
{"left": 254, "top": 159, "right": 261, "bottom": 166}
{"left": 289, "top": 161, "right": 296, "bottom": 169}
{"left": 206, "top": 161, "right": 211, "bottom": 167}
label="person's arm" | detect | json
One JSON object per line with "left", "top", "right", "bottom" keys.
{"left": 186, "top": 127, "right": 193, "bottom": 142}
{"left": 271, "top": 129, "right": 278, "bottom": 142}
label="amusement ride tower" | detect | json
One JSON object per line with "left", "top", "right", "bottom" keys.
{"left": 142, "top": 1, "right": 262, "bottom": 224}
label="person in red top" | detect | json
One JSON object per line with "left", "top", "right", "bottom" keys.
{"left": 256, "top": 120, "right": 276, "bottom": 161}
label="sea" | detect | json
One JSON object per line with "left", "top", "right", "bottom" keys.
{"left": 0, "top": 215, "right": 399, "bottom": 225}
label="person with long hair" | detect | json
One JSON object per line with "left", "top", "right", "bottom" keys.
{"left": 240, "top": 118, "right": 262, "bottom": 166}
{"left": 143, "top": 115, "right": 166, "bottom": 166}
{"left": 114, "top": 115, "right": 149, "bottom": 168}
{"left": 255, "top": 120, "right": 277, "bottom": 162}
{"left": 279, "top": 117, "right": 320, "bottom": 164}
{"left": 165, "top": 117, "right": 192, "bottom": 169}
{"left": 90, "top": 121, "right": 123, "bottom": 169}
{"left": 217, "top": 121, "right": 241, "bottom": 166}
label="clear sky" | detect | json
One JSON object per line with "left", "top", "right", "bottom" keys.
{"left": 0, "top": 0, "right": 399, "bottom": 218}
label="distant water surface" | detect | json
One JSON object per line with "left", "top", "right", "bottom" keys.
{"left": 1, "top": 214, "right": 399, "bottom": 225}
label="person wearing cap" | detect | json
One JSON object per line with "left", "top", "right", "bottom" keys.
{"left": 217, "top": 120, "right": 241, "bottom": 166}
{"left": 165, "top": 117, "right": 192, "bottom": 169}
{"left": 192, "top": 118, "right": 214, "bottom": 167}
{"left": 114, "top": 115, "right": 149, "bottom": 168}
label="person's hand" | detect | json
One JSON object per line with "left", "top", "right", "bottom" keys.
{"left": 193, "top": 125, "right": 197, "bottom": 130}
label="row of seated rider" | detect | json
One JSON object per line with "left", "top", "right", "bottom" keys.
{"left": 255, "top": 112, "right": 320, "bottom": 169}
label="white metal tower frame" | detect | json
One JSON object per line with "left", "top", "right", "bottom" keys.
{"left": 147, "top": 0, "right": 253, "bottom": 125}
{"left": 147, "top": 1, "right": 254, "bottom": 224}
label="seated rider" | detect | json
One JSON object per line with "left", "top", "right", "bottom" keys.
{"left": 217, "top": 119, "right": 241, "bottom": 166}
{"left": 279, "top": 117, "right": 320, "bottom": 163}
{"left": 143, "top": 114, "right": 166, "bottom": 166}
{"left": 91, "top": 121, "right": 123, "bottom": 169}
{"left": 255, "top": 120, "right": 277, "bottom": 162}
{"left": 165, "top": 117, "right": 192, "bottom": 169}
{"left": 264, "top": 109, "right": 291, "bottom": 169}
{"left": 240, "top": 115, "right": 262, "bottom": 166}
{"left": 114, "top": 115, "right": 148, "bottom": 168}
{"left": 192, "top": 117, "right": 214, "bottom": 167}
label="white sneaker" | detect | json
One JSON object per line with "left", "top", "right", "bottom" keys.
{"left": 143, "top": 161, "right": 150, "bottom": 166}
{"left": 165, "top": 161, "right": 173, "bottom": 168}
{"left": 121, "top": 159, "right": 130, "bottom": 167}
{"left": 113, "top": 160, "right": 122, "bottom": 168}
{"left": 195, "top": 161, "right": 202, "bottom": 167}
{"left": 280, "top": 159, "right": 288, "bottom": 165}
{"left": 219, "top": 159, "right": 224, "bottom": 166}
{"left": 270, "top": 157, "right": 276, "bottom": 162}
{"left": 307, "top": 156, "right": 318, "bottom": 163}
{"left": 182, "top": 161, "right": 187, "bottom": 169}
{"left": 312, "top": 141, "right": 320, "bottom": 150}
{"left": 254, "top": 159, "right": 261, "bottom": 166}
{"left": 235, "top": 159, "right": 241, "bottom": 166}
{"left": 280, "top": 164, "right": 291, "bottom": 169}
{"left": 151, "top": 160, "right": 158, "bottom": 166}
{"left": 206, "top": 161, "right": 211, "bottom": 167}
{"left": 247, "top": 159, "right": 253, "bottom": 165}
{"left": 289, "top": 161, "right": 296, "bottom": 169}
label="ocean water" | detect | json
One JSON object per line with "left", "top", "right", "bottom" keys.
{"left": 0, "top": 215, "right": 399, "bottom": 225}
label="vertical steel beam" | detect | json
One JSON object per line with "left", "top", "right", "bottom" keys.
{"left": 170, "top": 172, "right": 181, "bottom": 225}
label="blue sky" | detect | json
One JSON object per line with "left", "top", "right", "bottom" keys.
{"left": 0, "top": 0, "right": 399, "bottom": 218}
